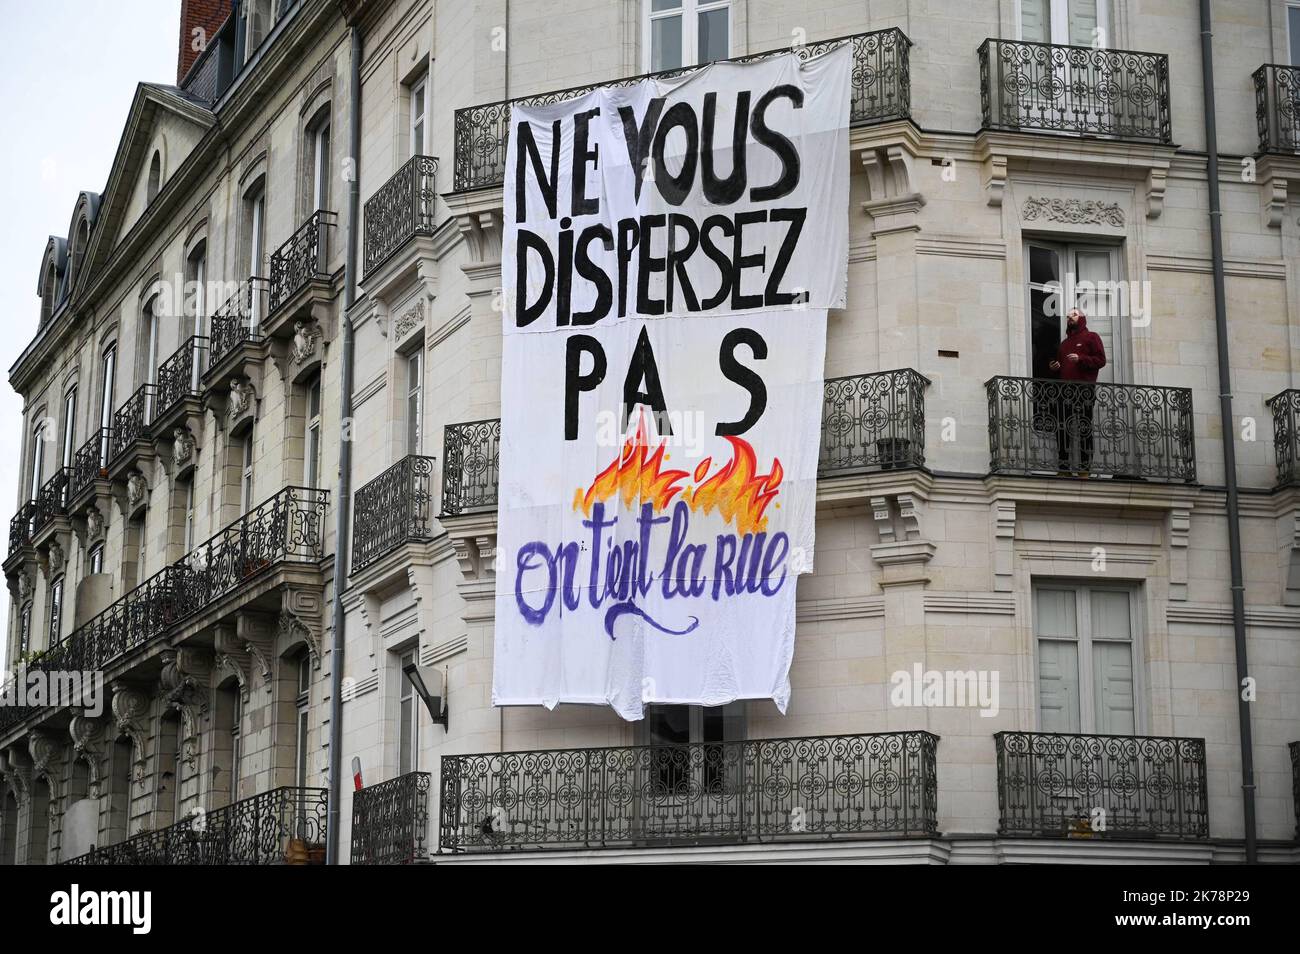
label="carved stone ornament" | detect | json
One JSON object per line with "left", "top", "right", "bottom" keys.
{"left": 393, "top": 299, "right": 424, "bottom": 339}
{"left": 291, "top": 319, "right": 322, "bottom": 364}
{"left": 1022, "top": 196, "right": 1124, "bottom": 227}
{"left": 126, "top": 472, "right": 148, "bottom": 510}
{"left": 47, "top": 541, "right": 65, "bottom": 575}
{"left": 85, "top": 506, "right": 105, "bottom": 542}
{"left": 172, "top": 427, "right": 195, "bottom": 467}
{"left": 17, "top": 570, "right": 33, "bottom": 601}
{"left": 228, "top": 378, "right": 255, "bottom": 420}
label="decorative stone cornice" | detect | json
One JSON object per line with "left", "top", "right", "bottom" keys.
{"left": 1022, "top": 196, "right": 1124, "bottom": 227}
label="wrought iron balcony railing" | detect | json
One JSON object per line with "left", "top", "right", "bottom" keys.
{"left": 69, "top": 427, "right": 112, "bottom": 500}
{"left": 109, "top": 384, "right": 156, "bottom": 463}
{"left": 364, "top": 155, "right": 439, "bottom": 276}
{"left": 1290, "top": 741, "right": 1299, "bottom": 840}
{"left": 0, "top": 486, "right": 328, "bottom": 731}
{"left": 351, "top": 771, "right": 431, "bottom": 864}
{"left": 995, "top": 731, "right": 1209, "bottom": 840}
{"left": 1254, "top": 64, "right": 1300, "bottom": 154}
{"left": 453, "top": 27, "right": 912, "bottom": 191}
{"left": 351, "top": 455, "right": 436, "bottom": 574}
{"left": 7, "top": 502, "right": 37, "bottom": 556}
{"left": 985, "top": 376, "right": 1195, "bottom": 482}
{"left": 440, "top": 731, "right": 938, "bottom": 852}
{"left": 821, "top": 368, "right": 929, "bottom": 474}
{"left": 63, "top": 787, "right": 327, "bottom": 865}
{"left": 269, "top": 211, "right": 336, "bottom": 314}
{"left": 207, "top": 278, "right": 267, "bottom": 373}
{"left": 979, "top": 38, "right": 1171, "bottom": 143}
{"left": 33, "top": 468, "right": 71, "bottom": 535}
{"left": 1266, "top": 388, "right": 1300, "bottom": 488}
{"left": 155, "top": 336, "right": 208, "bottom": 419}
{"left": 441, "top": 419, "right": 501, "bottom": 517}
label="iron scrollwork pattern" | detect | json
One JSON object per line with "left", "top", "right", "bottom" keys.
{"left": 69, "top": 428, "right": 112, "bottom": 500}
{"left": 441, "top": 419, "right": 501, "bottom": 517}
{"left": 269, "top": 211, "right": 336, "bottom": 314}
{"left": 351, "top": 455, "right": 436, "bottom": 573}
{"left": 363, "top": 155, "right": 439, "bottom": 275}
{"left": 1266, "top": 388, "right": 1300, "bottom": 488}
{"left": 33, "top": 468, "right": 71, "bottom": 535}
{"left": 985, "top": 376, "right": 1196, "bottom": 482}
{"left": 207, "top": 279, "right": 267, "bottom": 373}
{"left": 978, "top": 38, "right": 1171, "bottom": 143}
{"left": 994, "top": 731, "right": 1209, "bottom": 840}
{"left": 155, "top": 336, "right": 208, "bottom": 418}
{"left": 453, "top": 28, "right": 912, "bottom": 191}
{"left": 110, "top": 384, "right": 157, "bottom": 463}
{"left": 820, "top": 368, "right": 929, "bottom": 474}
{"left": 0, "top": 487, "right": 328, "bottom": 731}
{"left": 440, "top": 731, "right": 938, "bottom": 852}
{"left": 350, "top": 771, "right": 432, "bottom": 864}
{"left": 7, "top": 503, "right": 37, "bottom": 556}
{"left": 63, "top": 787, "right": 328, "bottom": 865}
{"left": 1253, "top": 64, "right": 1300, "bottom": 154}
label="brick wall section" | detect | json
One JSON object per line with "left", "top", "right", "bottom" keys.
{"left": 177, "top": 0, "right": 233, "bottom": 84}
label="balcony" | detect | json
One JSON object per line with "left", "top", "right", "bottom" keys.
{"left": 267, "top": 210, "right": 337, "bottom": 336}
{"left": 67, "top": 428, "right": 112, "bottom": 508}
{"left": 820, "top": 369, "right": 929, "bottom": 474}
{"left": 452, "top": 27, "right": 912, "bottom": 192}
{"left": 63, "top": 787, "right": 327, "bottom": 865}
{"left": 363, "top": 155, "right": 439, "bottom": 277}
{"left": 5, "top": 503, "right": 37, "bottom": 560}
{"left": 351, "top": 771, "right": 431, "bottom": 865}
{"left": 0, "top": 486, "right": 329, "bottom": 733}
{"left": 1267, "top": 388, "right": 1299, "bottom": 489}
{"left": 1253, "top": 65, "right": 1300, "bottom": 154}
{"left": 31, "top": 468, "right": 71, "bottom": 544}
{"left": 108, "top": 383, "right": 156, "bottom": 476}
{"left": 978, "top": 38, "right": 1171, "bottom": 143}
{"left": 351, "top": 455, "right": 437, "bottom": 574}
{"left": 440, "top": 731, "right": 938, "bottom": 853}
{"left": 206, "top": 278, "right": 267, "bottom": 380}
{"left": 152, "top": 335, "right": 208, "bottom": 437}
{"left": 994, "top": 731, "right": 1209, "bottom": 840}
{"left": 441, "top": 419, "right": 501, "bottom": 517}
{"left": 985, "top": 377, "right": 1195, "bottom": 482}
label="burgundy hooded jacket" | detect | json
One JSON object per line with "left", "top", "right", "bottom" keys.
{"left": 1056, "top": 314, "right": 1107, "bottom": 382}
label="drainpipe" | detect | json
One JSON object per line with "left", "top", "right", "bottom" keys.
{"left": 1198, "top": 0, "right": 1256, "bottom": 864}
{"left": 325, "top": 18, "right": 362, "bottom": 867}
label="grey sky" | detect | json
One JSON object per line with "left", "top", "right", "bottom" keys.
{"left": 0, "top": 0, "right": 181, "bottom": 671}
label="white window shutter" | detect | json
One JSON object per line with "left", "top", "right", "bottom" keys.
{"left": 1038, "top": 639, "right": 1081, "bottom": 733}
{"left": 1092, "top": 641, "right": 1136, "bottom": 736}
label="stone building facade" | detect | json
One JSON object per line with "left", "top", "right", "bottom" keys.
{"left": 3, "top": 0, "right": 1300, "bottom": 864}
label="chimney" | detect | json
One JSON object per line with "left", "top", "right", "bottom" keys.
{"left": 177, "top": 0, "right": 234, "bottom": 85}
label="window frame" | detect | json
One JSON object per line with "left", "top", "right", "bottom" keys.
{"left": 642, "top": 0, "right": 732, "bottom": 72}
{"left": 397, "top": 648, "right": 419, "bottom": 776}
{"left": 1023, "top": 240, "right": 1125, "bottom": 384}
{"left": 47, "top": 576, "right": 64, "bottom": 645}
{"left": 88, "top": 542, "right": 105, "bottom": 575}
{"left": 311, "top": 119, "right": 331, "bottom": 213}
{"left": 405, "top": 349, "right": 423, "bottom": 456}
{"left": 409, "top": 73, "right": 428, "bottom": 158}
{"left": 1288, "top": 1, "right": 1300, "bottom": 66}
{"left": 305, "top": 375, "right": 322, "bottom": 488}
{"left": 1017, "top": 0, "right": 1110, "bottom": 46}
{"left": 240, "top": 430, "right": 255, "bottom": 513}
{"left": 1032, "top": 580, "right": 1144, "bottom": 736}
{"left": 295, "top": 652, "right": 311, "bottom": 788}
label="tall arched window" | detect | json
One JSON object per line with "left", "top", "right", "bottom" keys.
{"left": 147, "top": 151, "right": 162, "bottom": 203}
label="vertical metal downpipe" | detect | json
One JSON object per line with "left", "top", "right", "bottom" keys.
{"left": 1198, "top": 0, "right": 1257, "bottom": 863}
{"left": 325, "top": 20, "right": 362, "bottom": 866}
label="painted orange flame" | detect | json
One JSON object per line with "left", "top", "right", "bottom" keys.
{"left": 574, "top": 412, "right": 783, "bottom": 536}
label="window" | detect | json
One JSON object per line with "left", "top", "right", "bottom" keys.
{"left": 305, "top": 376, "right": 322, "bottom": 487}
{"left": 642, "top": 702, "right": 744, "bottom": 791}
{"left": 311, "top": 120, "right": 331, "bottom": 212}
{"left": 19, "top": 603, "right": 32, "bottom": 658}
{"left": 142, "top": 296, "right": 161, "bottom": 386}
{"left": 48, "top": 577, "right": 64, "bottom": 644}
{"left": 244, "top": 183, "right": 266, "bottom": 327}
{"left": 295, "top": 652, "right": 311, "bottom": 788}
{"left": 28, "top": 421, "right": 46, "bottom": 502}
{"left": 41, "top": 263, "right": 58, "bottom": 324}
{"left": 1019, "top": 0, "right": 1107, "bottom": 46}
{"left": 1025, "top": 241, "right": 1122, "bottom": 383}
{"left": 409, "top": 75, "right": 428, "bottom": 157}
{"left": 406, "top": 350, "right": 423, "bottom": 456}
{"left": 60, "top": 388, "right": 77, "bottom": 470}
{"left": 240, "top": 431, "right": 255, "bottom": 512}
{"left": 645, "top": 0, "right": 729, "bottom": 71}
{"left": 1290, "top": 3, "right": 1300, "bottom": 66}
{"left": 231, "top": 690, "right": 242, "bottom": 796}
{"left": 243, "top": 0, "right": 273, "bottom": 61}
{"left": 99, "top": 344, "right": 116, "bottom": 464}
{"left": 183, "top": 480, "right": 197, "bottom": 552}
{"left": 398, "top": 649, "right": 418, "bottom": 775}
{"left": 187, "top": 243, "right": 207, "bottom": 336}
{"left": 1035, "top": 584, "right": 1137, "bottom": 735}
{"left": 88, "top": 543, "right": 105, "bottom": 575}
{"left": 147, "top": 152, "right": 161, "bottom": 203}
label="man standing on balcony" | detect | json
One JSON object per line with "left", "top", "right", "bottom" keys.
{"left": 1048, "top": 307, "right": 1107, "bottom": 477}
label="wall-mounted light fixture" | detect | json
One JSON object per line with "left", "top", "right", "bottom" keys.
{"left": 402, "top": 662, "right": 449, "bottom": 731}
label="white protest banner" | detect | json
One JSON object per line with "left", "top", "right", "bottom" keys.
{"left": 494, "top": 45, "right": 850, "bottom": 720}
